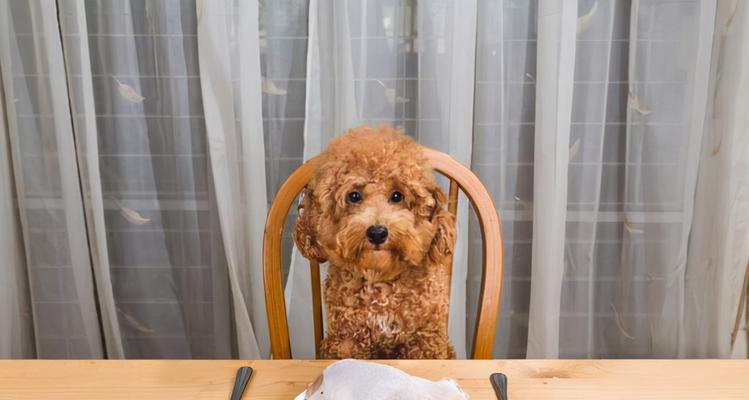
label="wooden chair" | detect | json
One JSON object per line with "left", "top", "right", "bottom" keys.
{"left": 263, "top": 147, "right": 503, "bottom": 359}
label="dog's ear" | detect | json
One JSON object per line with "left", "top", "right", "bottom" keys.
{"left": 292, "top": 186, "right": 328, "bottom": 262}
{"left": 427, "top": 184, "right": 456, "bottom": 265}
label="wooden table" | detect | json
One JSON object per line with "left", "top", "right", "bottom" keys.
{"left": 1, "top": 360, "right": 748, "bottom": 399}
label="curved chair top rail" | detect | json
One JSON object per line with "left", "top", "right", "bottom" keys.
{"left": 263, "top": 148, "right": 503, "bottom": 359}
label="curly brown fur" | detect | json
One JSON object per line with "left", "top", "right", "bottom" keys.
{"left": 293, "top": 125, "right": 456, "bottom": 359}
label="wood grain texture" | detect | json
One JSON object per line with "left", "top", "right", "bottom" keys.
{"left": 444, "top": 178, "right": 460, "bottom": 294}
{"left": 263, "top": 148, "right": 503, "bottom": 359}
{"left": 310, "top": 260, "right": 323, "bottom": 358}
{"left": 1, "top": 360, "right": 748, "bottom": 399}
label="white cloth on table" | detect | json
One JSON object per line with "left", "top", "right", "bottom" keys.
{"left": 295, "top": 359, "right": 469, "bottom": 400}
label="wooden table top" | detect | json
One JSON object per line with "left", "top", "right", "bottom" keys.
{"left": 0, "top": 359, "right": 748, "bottom": 399}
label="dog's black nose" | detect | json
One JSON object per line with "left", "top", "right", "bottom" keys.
{"left": 366, "top": 225, "right": 388, "bottom": 245}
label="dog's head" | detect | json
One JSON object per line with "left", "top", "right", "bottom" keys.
{"left": 293, "top": 125, "right": 456, "bottom": 282}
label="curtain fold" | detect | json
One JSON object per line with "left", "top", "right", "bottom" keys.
{"left": 0, "top": 76, "right": 34, "bottom": 358}
{"left": 469, "top": 0, "right": 538, "bottom": 359}
{"left": 526, "top": 0, "right": 578, "bottom": 358}
{"left": 0, "top": 0, "right": 105, "bottom": 358}
{"left": 4, "top": 0, "right": 242, "bottom": 359}
{"left": 558, "top": 0, "right": 619, "bottom": 359}
{"left": 619, "top": 0, "right": 716, "bottom": 358}
{"left": 685, "top": 0, "right": 749, "bottom": 358}
{"left": 58, "top": 0, "right": 126, "bottom": 358}
{"left": 69, "top": 0, "right": 238, "bottom": 359}
{"left": 523, "top": 0, "right": 738, "bottom": 359}
{"left": 196, "top": 0, "right": 267, "bottom": 358}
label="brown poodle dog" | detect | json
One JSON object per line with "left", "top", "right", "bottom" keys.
{"left": 293, "top": 125, "right": 456, "bottom": 359}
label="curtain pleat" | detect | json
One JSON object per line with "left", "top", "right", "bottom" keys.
{"left": 526, "top": 0, "right": 578, "bottom": 358}
{"left": 620, "top": 0, "right": 716, "bottom": 358}
{"left": 196, "top": 0, "right": 267, "bottom": 358}
{"left": 0, "top": 0, "right": 105, "bottom": 358}
{"left": 58, "top": 0, "right": 125, "bottom": 358}
{"left": 0, "top": 75, "right": 34, "bottom": 358}
{"left": 686, "top": 0, "right": 749, "bottom": 358}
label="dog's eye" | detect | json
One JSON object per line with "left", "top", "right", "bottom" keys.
{"left": 389, "top": 191, "right": 404, "bottom": 203}
{"left": 347, "top": 191, "right": 362, "bottom": 203}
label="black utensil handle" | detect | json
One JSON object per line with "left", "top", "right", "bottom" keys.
{"left": 230, "top": 366, "right": 253, "bottom": 400}
{"left": 490, "top": 372, "right": 508, "bottom": 400}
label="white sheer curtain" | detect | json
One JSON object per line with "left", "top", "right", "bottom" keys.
{"left": 524, "top": 0, "right": 732, "bottom": 358}
{"left": 1, "top": 0, "right": 106, "bottom": 358}
{"left": 0, "top": 73, "right": 34, "bottom": 358}
{"left": 686, "top": 0, "right": 749, "bottom": 358}
{"left": 526, "top": 0, "right": 749, "bottom": 358}
{"left": 526, "top": 0, "right": 578, "bottom": 358}
{"left": 1, "top": 0, "right": 240, "bottom": 358}
{"left": 196, "top": 0, "right": 267, "bottom": 359}
{"left": 2, "top": 0, "right": 748, "bottom": 360}
{"left": 468, "top": 0, "right": 538, "bottom": 359}
{"left": 471, "top": 0, "right": 748, "bottom": 358}
{"left": 615, "top": 0, "right": 715, "bottom": 358}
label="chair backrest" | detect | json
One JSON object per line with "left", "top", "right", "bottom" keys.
{"left": 263, "top": 147, "right": 503, "bottom": 359}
